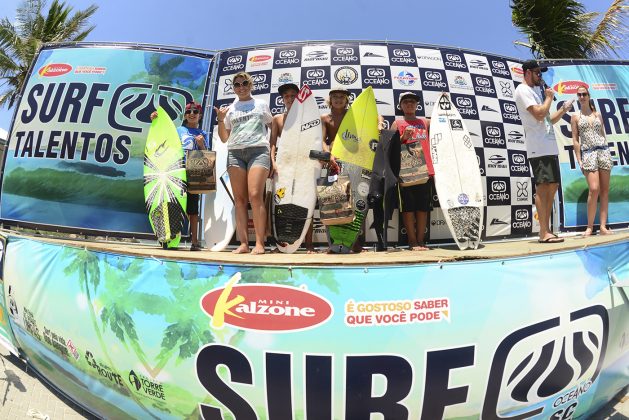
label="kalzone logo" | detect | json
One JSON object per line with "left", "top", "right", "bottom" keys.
{"left": 38, "top": 63, "right": 72, "bottom": 77}
{"left": 201, "top": 273, "right": 334, "bottom": 332}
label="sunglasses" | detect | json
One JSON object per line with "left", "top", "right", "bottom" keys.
{"left": 185, "top": 109, "right": 200, "bottom": 115}
{"left": 233, "top": 80, "right": 250, "bottom": 88}
{"left": 577, "top": 92, "right": 589, "bottom": 97}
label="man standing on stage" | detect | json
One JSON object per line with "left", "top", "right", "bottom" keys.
{"left": 515, "top": 59, "right": 573, "bottom": 243}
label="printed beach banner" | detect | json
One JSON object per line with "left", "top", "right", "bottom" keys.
{"left": 0, "top": 45, "right": 213, "bottom": 235}
{"left": 544, "top": 62, "right": 629, "bottom": 229}
{"left": 2, "top": 235, "right": 628, "bottom": 419}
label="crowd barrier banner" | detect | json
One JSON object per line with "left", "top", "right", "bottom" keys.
{"left": 3, "top": 235, "right": 628, "bottom": 419}
{"left": 0, "top": 45, "right": 214, "bottom": 235}
{"left": 0, "top": 234, "right": 19, "bottom": 355}
{"left": 543, "top": 62, "right": 629, "bottom": 230}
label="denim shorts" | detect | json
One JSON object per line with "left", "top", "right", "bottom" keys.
{"left": 227, "top": 146, "right": 270, "bottom": 171}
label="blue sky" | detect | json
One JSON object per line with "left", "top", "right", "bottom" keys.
{"left": 0, "top": 0, "right": 626, "bottom": 133}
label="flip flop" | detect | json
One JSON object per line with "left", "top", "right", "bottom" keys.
{"left": 538, "top": 236, "right": 564, "bottom": 243}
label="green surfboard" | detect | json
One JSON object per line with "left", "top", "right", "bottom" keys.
{"left": 143, "top": 107, "right": 187, "bottom": 249}
{"left": 329, "top": 87, "right": 380, "bottom": 253}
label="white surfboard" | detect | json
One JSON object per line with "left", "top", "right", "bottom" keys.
{"left": 272, "top": 84, "right": 322, "bottom": 253}
{"left": 203, "top": 131, "right": 236, "bottom": 251}
{"left": 430, "top": 93, "right": 484, "bottom": 250}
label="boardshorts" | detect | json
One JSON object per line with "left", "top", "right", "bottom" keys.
{"left": 399, "top": 178, "right": 434, "bottom": 213}
{"left": 529, "top": 155, "right": 560, "bottom": 184}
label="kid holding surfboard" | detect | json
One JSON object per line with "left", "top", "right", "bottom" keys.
{"left": 390, "top": 92, "right": 433, "bottom": 251}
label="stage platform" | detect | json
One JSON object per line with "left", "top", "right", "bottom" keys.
{"left": 9, "top": 229, "right": 628, "bottom": 266}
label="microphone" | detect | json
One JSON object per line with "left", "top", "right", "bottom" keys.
{"left": 541, "top": 79, "right": 557, "bottom": 101}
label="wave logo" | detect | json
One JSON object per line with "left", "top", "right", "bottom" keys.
{"left": 492, "top": 180, "right": 507, "bottom": 192}
{"left": 425, "top": 71, "right": 442, "bottom": 81}
{"left": 200, "top": 273, "right": 334, "bottom": 332}
{"left": 307, "top": 69, "right": 325, "bottom": 79}
{"left": 393, "top": 48, "right": 411, "bottom": 57}
{"left": 486, "top": 126, "right": 501, "bottom": 138}
{"left": 446, "top": 53, "right": 462, "bottom": 62}
{"left": 226, "top": 55, "right": 242, "bottom": 65}
{"left": 476, "top": 76, "right": 491, "bottom": 87}
{"left": 367, "top": 68, "right": 385, "bottom": 78}
{"left": 38, "top": 63, "right": 72, "bottom": 77}
{"left": 503, "top": 102, "right": 518, "bottom": 114}
{"left": 482, "top": 305, "right": 608, "bottom": 419}
{"left": 492, "top": 60, "right": 506, "bottom": 69}
{"left": 456, "top": 97, "right": 473, "bottom": 108}
{"left": 279, "top": 50, "right": 297, "bottom": 59}
{"left": 251, "top": 74, "right": 267, "bottom": 83}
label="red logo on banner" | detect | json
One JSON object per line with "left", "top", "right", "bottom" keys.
{"left": 511, "top": 66, "right": 524, "bottom": 76}
{"left": 249, "top": 55, "right": 271, "bottom": 63}
{"left": 297, "top": 84, "right": 312, "bottom": 103}
{"left": 38, "top": 63, "right": 72, "bottom": 77}
{"left": 554, "top": 80, "right": 589, "bottom": 94}
{"left": 201, "top": 273, "right": 333, "bottom": 331}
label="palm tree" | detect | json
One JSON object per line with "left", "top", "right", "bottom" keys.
{"left": 511, "top": 0, "right": 628, "bottom": 58}
{"left": 0, "top": 0, "right": 98, "bottom": 108}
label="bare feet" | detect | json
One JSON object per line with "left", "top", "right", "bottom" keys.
{"left": 251, "top": 245, "right": 266, "bottom": 255}
{"left": 582, "top": 227, "right": 593, "bottom": 237}
{"left": 232, "top": 244, "right": 249, "bottom": 254}
{"left": 600, "top": 227, "right": 614, "bottom": 235}
{"left": 306, "top": 247, "right": 318, "bottom": 254}
{"left": 411, "top": 244, "right": 429, "bottom": 251}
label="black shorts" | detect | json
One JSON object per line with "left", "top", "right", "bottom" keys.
{"left": 529, "top": 155, "right": 560, "bottom": 184}
{"left": 187, "top": 192, "right": 199, "bottom": 215}
{"left": 398, "top": 178, "right": 433, "bottom": 213}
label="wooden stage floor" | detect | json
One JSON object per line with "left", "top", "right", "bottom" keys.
{"left": 5, "top": 229, "right": 628, "bottom": 267}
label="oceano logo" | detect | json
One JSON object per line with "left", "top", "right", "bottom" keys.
{"left": 486, "top": 126, "right": 501, "bottom": 137}
{"left": 515, "top": 209, "right": 528, "bottom": 221}
{"left": 456, "top": 97, "right": 473, "bottom": 108}
{"left": 492, "top": 60, "right": 506, "bottom": 69}
{"left": 513, "top": 153, "right": 525, "bottom": 164}
{"left": 393, "top": 49, "right": 411, "bottom": 57}
{"left": 307, "top": 69, "right": 325, "bottom": 78}
{"left": 279, "top": 50, "right": 297, "bottom": 58}
{"left": 252, "top": 74, "right": 267, "bottom": 83}
{"left": 476, "top": 77, "right": 491, "bottom": 87}
{"left": 425, "top": 71, "right": 442, "bottom": 81}
{"left": 275, "top": 96, "right": 284, "bottom": 107}
{"left": 492, "top": 180, "right": 507, "bottom": 192}
{"left": 503, "top": 103, "right": 517, "bottom": 113}
{"left": 337, "top": 47, "right": 354, "bottom": 55}
{"left": 226, "top": 56, "right": 242, "bottom": 65}
{"left": 367, "top": 68, "right": 385, "bottom": 78}
{"left": 446, "top": 53, "right": 462, "bottom": 62}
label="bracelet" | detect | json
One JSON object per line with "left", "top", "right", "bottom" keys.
{"left": 217, "top": 120, "right": 224, "bottom": 123}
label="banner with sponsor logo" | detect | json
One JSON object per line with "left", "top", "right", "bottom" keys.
{"left": 0, "top": 45, "right": 214, "bottom": 235}
{"left": 211, "top": 41, "right": 540, "bottom": 242}
{"left": 542, "top": 62, "right": 629, "bottom": 230}
{"left": 0, "top": 234, "right": 19, "bottom": 355}
{"left": 3, "top": 234, "right": 628, "bottom": 419}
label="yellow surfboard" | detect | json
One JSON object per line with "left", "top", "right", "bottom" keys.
{"left": 331, "top": 86, "right": 379, "bottom": 171}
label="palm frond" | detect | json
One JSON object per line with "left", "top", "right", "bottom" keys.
{"left": 586, "top": 0, "right": 629, "bottom": 58}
